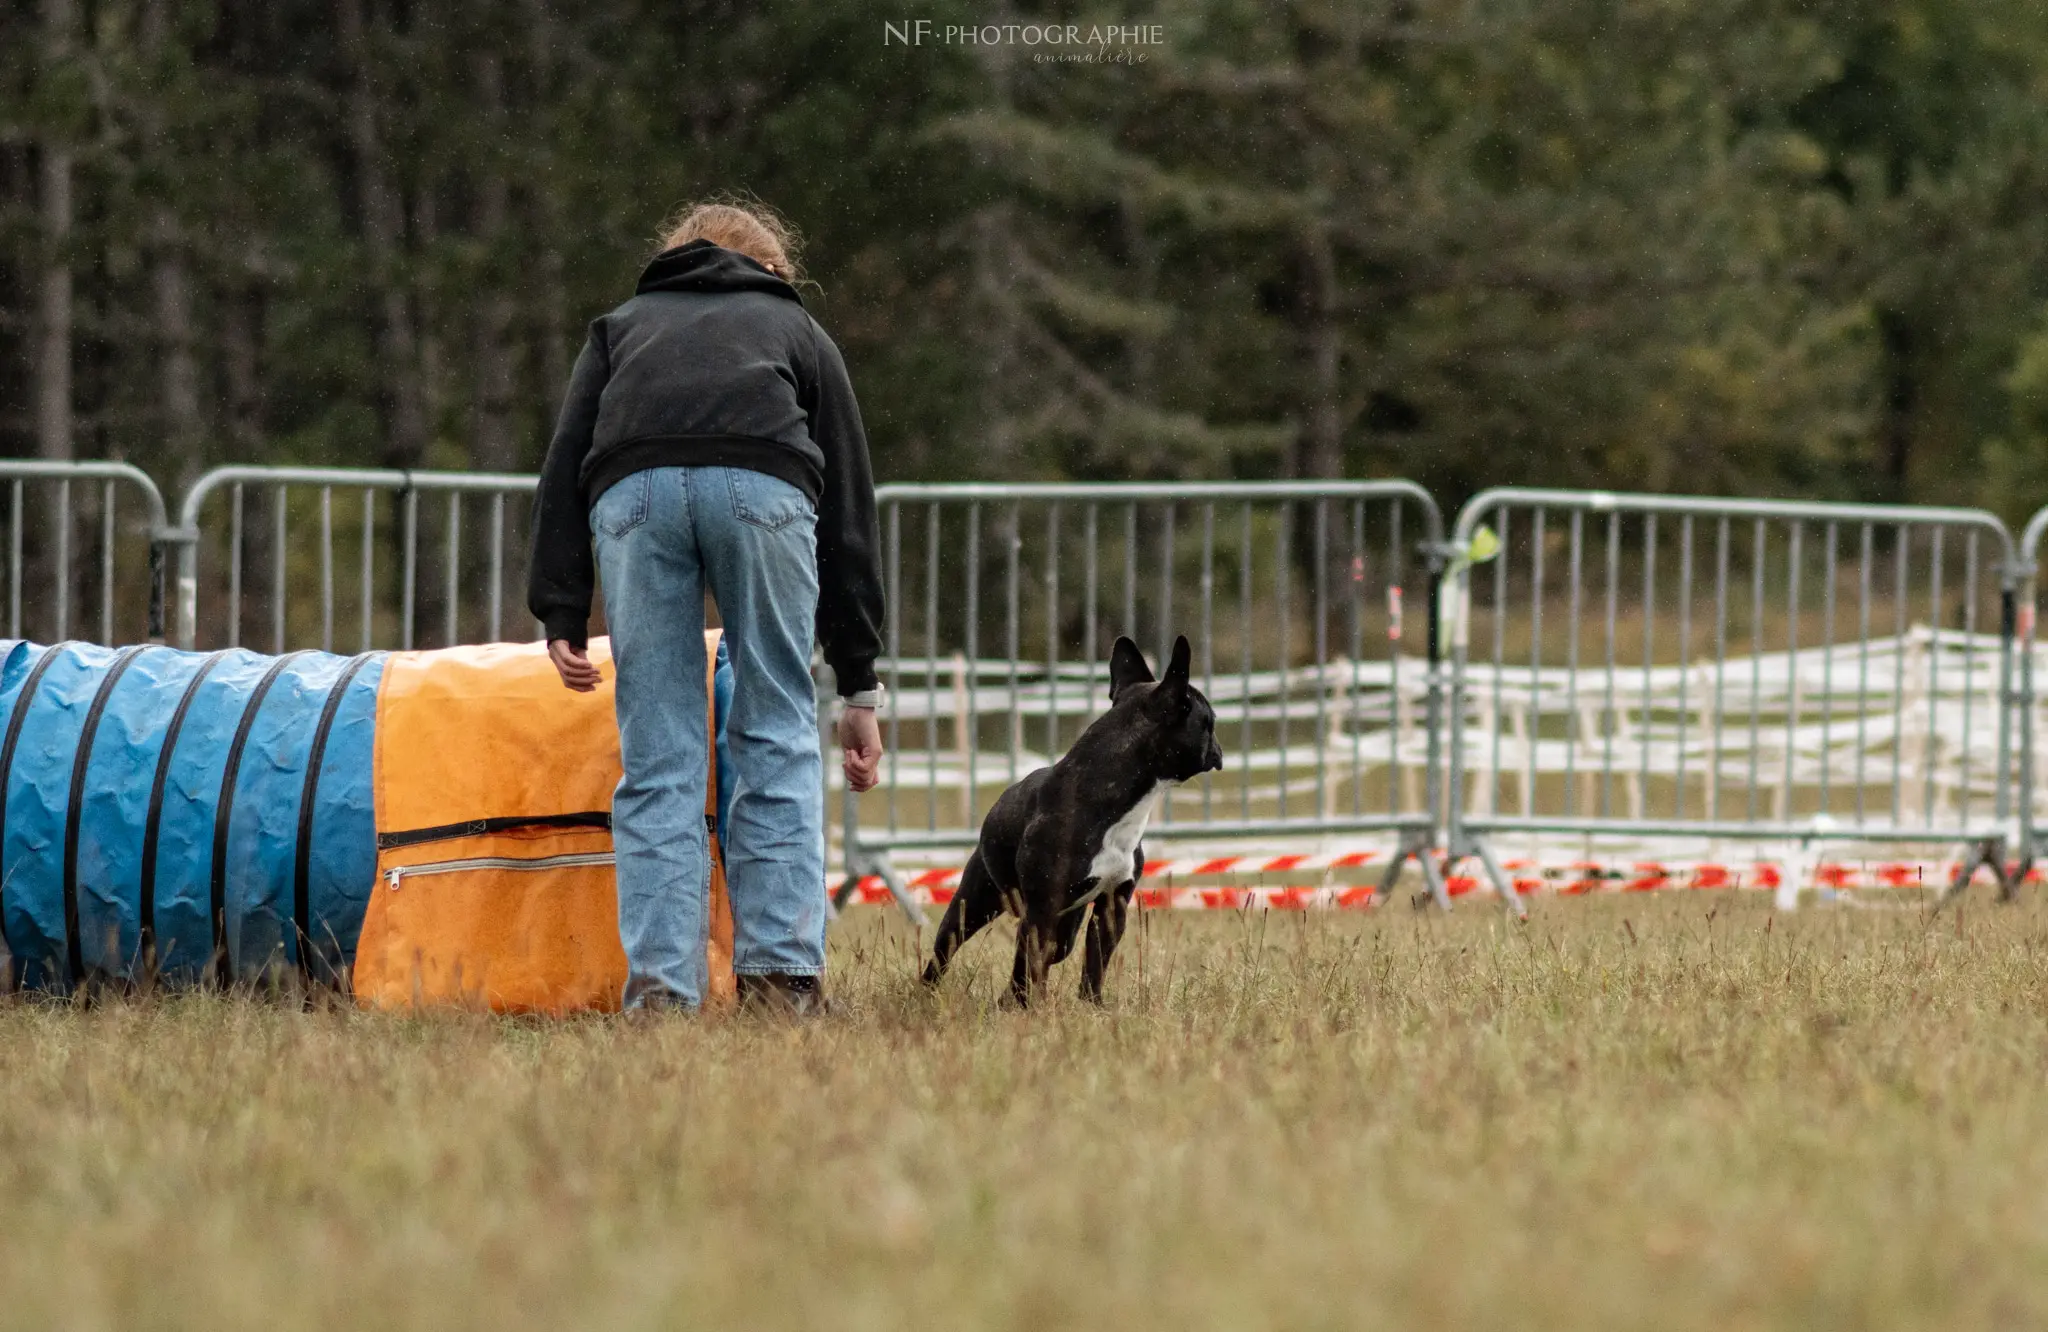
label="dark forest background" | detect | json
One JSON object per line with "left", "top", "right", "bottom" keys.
{"left": 5, "top": 0, "right": 2048, "bottom": 520}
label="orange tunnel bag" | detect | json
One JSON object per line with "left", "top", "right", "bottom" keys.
{"left": 353, "top": 634, "right": 734, "bottom": 1013}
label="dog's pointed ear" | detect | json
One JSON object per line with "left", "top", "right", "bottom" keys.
{"left": 1108, "top": 636, "right": 1153, "bottom": 700}
{"left": 1164, "top": 635, "right": 1192, "bottom": 687}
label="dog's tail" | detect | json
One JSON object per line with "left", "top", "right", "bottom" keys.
{"left": 923, "top": 848, "right": 1004, "bottom": 986}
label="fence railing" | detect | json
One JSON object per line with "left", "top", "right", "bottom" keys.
{"left": 168, "top": 465, "right": 540, "bottom": 652}
{"left": 1445, "top": 489, "right": 2021, "bottom": 917}
{"left": 0, "top": 460, "right": 171, "bottom": 644}
{"left": 12, "top": 456, "right": 2048, "bottom": 915}
{"left": 841, "top": 480, "right": 1457, "bottom": 914}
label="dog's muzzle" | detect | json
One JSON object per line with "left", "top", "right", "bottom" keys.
{"left": 1203, "top": 739, "right": 1224, "bottom": 773}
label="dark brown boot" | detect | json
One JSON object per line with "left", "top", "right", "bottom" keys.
{"left": 736, "top": 972, "right": 828, "bottom": 1017}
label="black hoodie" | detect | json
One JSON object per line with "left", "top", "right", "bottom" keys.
{"left": 527, "top": 241, "right": 882, "bottom": 695}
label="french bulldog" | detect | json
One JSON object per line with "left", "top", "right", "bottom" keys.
{"left": 921, "top": 634, "right": 1223, "bottom": 1005}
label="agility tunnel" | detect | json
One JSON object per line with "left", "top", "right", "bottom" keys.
{"left": 0, "top": 634, "right": 734, "bottom": 1010}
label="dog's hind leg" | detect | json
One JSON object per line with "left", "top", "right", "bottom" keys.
{"left": 1007, "top": 918, "right": 1056, "bottom": 1008}
{"left": 922, "top": 850, "right": 1006, "bottom": 986}
{"left": 1004, "top": 820, "right": 1069, "bottom": 1008}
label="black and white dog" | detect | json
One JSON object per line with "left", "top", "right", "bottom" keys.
{"left": 922, "top": 634, "right": 1224, "bottom": 1005}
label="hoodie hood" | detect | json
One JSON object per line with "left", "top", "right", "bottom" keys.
{"left": 635, "top": 240, "right": 803, "bottom": 303}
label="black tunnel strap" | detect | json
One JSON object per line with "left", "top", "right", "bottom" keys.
{"left": 61, "top": 645, "right": 148, "bottom": 985}
{"left": 292, "top": 652, "right": 377, "bottom": 987}
{"left": 375, "top": 811, "right": 613, "bottom": 852}
{"left": 208, "top": 651, "right": 311, "bottom": 987}
{"left": 139, "top": 649, "right": 228, "bottom": 972}
{"left": 0, "top": 643, "right": 70, "bottom": 976}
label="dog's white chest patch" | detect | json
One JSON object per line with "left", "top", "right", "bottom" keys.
{"left": 1088, "top": 781, "right": 1171, "bottom": 890}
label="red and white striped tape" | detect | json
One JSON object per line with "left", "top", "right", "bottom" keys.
{"left": 837, "top": 851, "right": 2037, "bottom": 909}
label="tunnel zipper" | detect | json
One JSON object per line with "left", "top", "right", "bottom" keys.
{"left": 384, "top": 850, "right": 615, "bottom": 890}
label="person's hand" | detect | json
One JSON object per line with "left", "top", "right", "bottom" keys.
{"left": 548, "top": 639, "right": 602, "bottom": 692}
{"left": 839, "top": 705, "right": 883, "bottom": 793}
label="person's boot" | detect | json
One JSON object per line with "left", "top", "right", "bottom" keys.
{"left": 617, "top": 987, "right": 695, "bottom": 1025}
{"left": 736, "top": 972, "right": 828, "bottom": 1017}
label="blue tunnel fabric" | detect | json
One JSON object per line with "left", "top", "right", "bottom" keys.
{"left": 714, "top": 634, "right": 734, "bottom": 846}
{"left": 218, "top": 650, "right": 383, "bottom": 983}
{"left": 1, "top": 641, "right": 89, "bottom": 989}
{"left": 0, "top": 640, "right": 384, "bottom": 990}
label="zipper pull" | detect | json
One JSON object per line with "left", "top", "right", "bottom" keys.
{"left": 386, "top": 866, "right": 404, "bottom": 890}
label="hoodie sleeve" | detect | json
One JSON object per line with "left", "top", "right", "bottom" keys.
{"left": 802, "top": 321, "right": 884, "bottom": 696}
{"left": 527, "top": 320, "right": 611, "bottom": 648}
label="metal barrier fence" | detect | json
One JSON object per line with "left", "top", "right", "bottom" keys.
{"left": 169, "top": 466, "right": 540, "bottom": 652}
{"left": 840, "top": 481, "right": 1456, "bottom": 913}
{"left": 2018, "top": 506, "right": 2048, "bottom": 881}
{"left": 1444, "top": 488, "right": 2020, "bottom": 917}
{"left": 0, "top": 460, "right": 171, "bottom": 644}
{"left": 14, "top": 456, "right": 2048, "bottom": 914}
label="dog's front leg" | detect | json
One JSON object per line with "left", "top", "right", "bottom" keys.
{"left": 1080, "top": 842, "right": 1144, "bottom": 1002}
{"left": 1080, "top": 879, "right": 1135, "bottom": 1003}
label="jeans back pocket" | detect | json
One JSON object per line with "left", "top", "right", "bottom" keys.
{"left": 591, "top": 471, "right": 651, "bottom": 539}
{"left": 727, "top": 468, "right": 814, "bottom": 532}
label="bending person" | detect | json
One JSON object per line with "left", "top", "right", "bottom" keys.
{"left": 528, "top": 201, "right": 885, "bottom": 1014}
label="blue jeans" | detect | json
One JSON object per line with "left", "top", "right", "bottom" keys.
{"left": 591, "top": 465, "right": 827, "bottom": 1009}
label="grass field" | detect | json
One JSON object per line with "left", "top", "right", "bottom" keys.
{"left": 6, "top": 891, "right": 2048, "bottom": 1330}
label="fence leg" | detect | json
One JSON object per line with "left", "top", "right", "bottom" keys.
{"left": 2018, "top": 578, "right": 2038, "bottom": 891}
{"left": 142, "top": 538, "right": 164, "bottom": 644}
{"left": 825, "top": 774, "right": 859, "bottom": 923}
{"left": 1414, "top": 842, "right": 1454, "bottom": 913}
{"left": 1775, "top": 841, "right": 1809, "bottom": 912}
{"left": 818, "top": 657, "right": 926, "bottom": 929}
{"left": 158, "top": 524, "right": 199, "bottom": 650}
{"left": 874, "top": 855, "right": 926, "bottom": 926}
{"left": 1372, "top": 837, "right": 1406, "bottom": 906}
{"left": 832, "top": 841, "right": 926, "bottom": 927}
{"left": 1470, "top": 837, "right": 1529, "bottom": 920}
{"left": 1374, "top": 827, "right": 1455, "bottom": 913}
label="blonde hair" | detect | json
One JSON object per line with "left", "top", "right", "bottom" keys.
{"left": 656, "top": 199, "right": 803, "bottom": 283}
